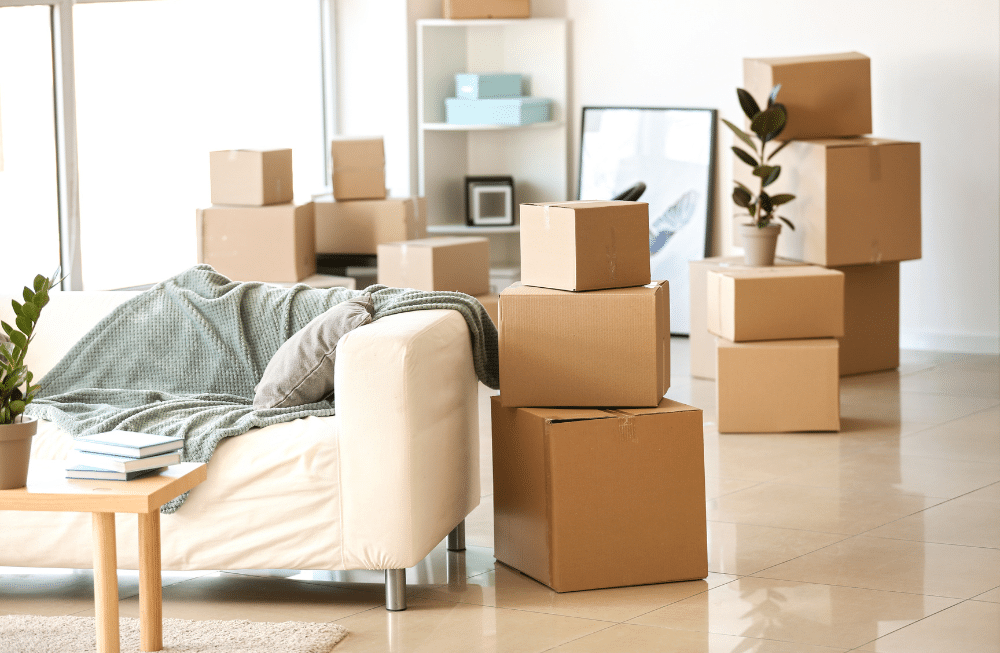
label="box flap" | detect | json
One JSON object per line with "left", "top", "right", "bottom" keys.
{"left": 714, "top": 266, "right": 843, "bottom": 280}
{"left": 521, "top": 200, "right": 648, "bottom": 210}
{"left": 614, "top": 397, "right": 701, "bottom": 417}
{"left": 503, "top": 280, "right": 666, "bottom": 298}
{"left": 718, "top": 338, "right": 840, "bottom": 351}
{"left": 806, "top": 136, "right": 916, "bottom": 149}
{"left": 748, "top": 51, "right": 869, "bottom": 66}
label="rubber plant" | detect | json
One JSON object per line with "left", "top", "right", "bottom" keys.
{"left": 721, "top": 84, "right": 796, "bottom": 230}
{"left": 0, "top": 271, "right": 60, "bottom": 424}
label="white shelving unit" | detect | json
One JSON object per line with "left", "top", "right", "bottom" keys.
{"left": 417, "top": 18, "right": 569, "bottom": 274}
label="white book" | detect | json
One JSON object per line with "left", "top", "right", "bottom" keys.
{"left": 72, "top": 431, "right": 184, "bottom": 459}
{"left": 65, "top": 465, "right": 164, "bottom": 482}
{"left": 68, "top": 450, "right": 181, "bottom": 473}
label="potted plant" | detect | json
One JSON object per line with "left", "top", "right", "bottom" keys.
{"left": 1, "top": 271, "right": 59, "bottom": 489}
{"left": 722, "top": 84, "right": 796, "bottom": 266}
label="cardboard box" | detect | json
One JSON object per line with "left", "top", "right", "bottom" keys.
{"left": 445, "top": 97, "right": 551, "bottom": 126}
{"left": 499, "top": 281, "right": 669, "bottom": 408}
{"left": 706, "top": 266, "right": 844, "bottom": 342}
{"left": 442, "top": 0, "right": 530, "bottom": 19}
{"left": 491, "top": 396, "right": 707, "bottom": 593}
{"left": 689, "top": 257, "right": 809, "bottom": 380}
{"left": 520, "top": 201, "right": 651, "bottom": 292}
{"left": 209, "top": 149, "right": 293, "bottom": 207}
{"left": 743, "top": 52, "right": 872, "bottom": 139}
{"left": 716, "top": 338, "right": 840, "bottom": 433}
{"left": 456, "top": 73, "right": 522, "bottom": 99}
{"left": 198, "top": 203, "right": 315, "bottom": 283}
{"left": 475, "top": 293, "right": 499, "bottom": 326}
{"left": 314, "top": 195, "right": 426, "bottom": 254}
{"left": 734, "top": 137, "right": 921, "bottom": 267}
{"left": 835, "top": 261, "right": 899, "bottom": 375}
{"left": 377, "top": 236, "right": 490, "bottom": 296}
{"left": 330, "top": 136, "right": 387, "bottom": 201}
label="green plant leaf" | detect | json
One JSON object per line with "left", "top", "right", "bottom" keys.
{"left": 767, "top": 84, "right": 782, "bottom": 107}
{"left": 767, "top": 138, "right": 793, "bottom": 161}
{"left": 759, "top": 191, "right": 773, "bottom": 215}
{"left": 9, "top": 399, "right": 25, "bottom": 416}
{"left": 8, "top": 331, "right": 27, "bottom": 350}
{"left": 721, "top": 118, "right": 758, "bottom": 152}
{"left": 10, "top": 300, "right": 23, "bottom": 318}
{"left": 20, "top": 302, "right": 39, "bottom": 323}
{"left": 751, "top": 106, "right": 786, "bottom": 142}
{"left": 732, "top": 186, "right": 753, "bottom": 208}
{"left": 753, "top": 165, "right": 777, "bottom": 179}
{"left": 732, "top": 146, "right": 758, "bottom": 167}
{"left": 22, "top": 287, "right": 35, "bottom": 304}
{"left": 34, "top": 274, "right": 47, "bottom": 292}
{"left": 34, "top": 288, "right": 49, "bottom": 308}
{"left": 778, "top": 216, "right": 795, "bottom": 230}
{"left": 736, "top": 88, "right": 761, "bottom": 121}
{"left": 770, "top": 193, "right": 796, "bottom": 206}
{"left": 15, "top": 315, "right": 31, "bottom": 334}
{"left": 1, "top": 321, "right": 12, "bottom": 337}
{"left": 762, "top": 166, "right": 781, "bottom": 187}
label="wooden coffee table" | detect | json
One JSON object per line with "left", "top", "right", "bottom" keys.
{"left": 0, "top": 461, "right": 207, "bottom": 653}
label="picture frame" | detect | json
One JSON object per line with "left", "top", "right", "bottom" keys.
{"left": 465, "top": 175, "right": 515, "bottom": 226}
{"left": 577, "top": 106, "right": 717, "bottom": 335}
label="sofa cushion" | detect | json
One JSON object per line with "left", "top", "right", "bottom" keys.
{"left": 254, "top": 293, "right": 374, "bottom": 409}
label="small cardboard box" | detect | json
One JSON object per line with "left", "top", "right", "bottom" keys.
{"left": 209, "top": 149, "right": 293, "bottom": 207}
{"left": 456, "top": 73, "right": 522, "bottom": 99}
{"left": 835, "top": 261, "right": 899, "bottom": 376}
{"left": 491, "top": 396, "right": 707, "bottom": 593}
{"left": 330, "top": 136, "right": 387, "bottom": 201}
{"left": 717, "top": 338, "right": 840, "bottom": 433}
{"left": 377, "top": 236, "right": 490, "bottom": 296}
{"left": 198, "top": 203, "right": 316, "bottom": 283}
{"left": 442, "top": 0, "right": 530, "bottom": 19}
{"left": 706, "top": 266, "right": 844, "bottom": 342}
{"left": 314, "top": 195, "right": 426, "bottom": 254}
{"left": 734, "top": 137, "right": 922, "bottom": 267}
{"left": 743, "top": 52, "right": 872, "bottom": 139}
{"left": 445, "top": 97, "right": 551, "bottom": 126}
{"left": 689, "top": 257, "right": 809, "bottom": 380}
{"left": 520, "top": 200, "right": 651, "bottom": 292}
{"left": 499, "top": 281, "right": 669, "bottom": 408}
{"left": 474, "top": 293, "right": 499, "bottom": 326}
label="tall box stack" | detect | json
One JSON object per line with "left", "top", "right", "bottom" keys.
{"left": 738, "top": 52, "right": 920, "bottom": 375}
{"left": 199, "top": 149, "right": 316, "bottom": 283}
{"left": 493, "top": 200, "right": 708, "bottom": 593}
{"left": 706, "top": 266, "right": 844, "bottom": 433}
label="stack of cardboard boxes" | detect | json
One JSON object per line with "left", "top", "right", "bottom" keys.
{"left": 314, "top": 137, "right": 427, "bottom": 257}
{"left": 492, "top": 200, "right": 708, "bottom": 593}
{"left": 376, "top": 236, "right": 500, "bottom": 324}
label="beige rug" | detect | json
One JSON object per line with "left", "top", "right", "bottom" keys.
{"left": 0, "top": 615, "right": 348, "bottom": 653}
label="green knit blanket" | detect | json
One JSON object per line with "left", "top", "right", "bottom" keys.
{"left": 27, "top": 265, "right": 499, "bottom": 512}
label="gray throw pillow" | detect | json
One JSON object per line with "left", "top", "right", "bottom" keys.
{"left": 253, "top": 293, "right": 374, "bottom": 409}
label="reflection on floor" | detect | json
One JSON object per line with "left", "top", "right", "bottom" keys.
{"left": 2, "top": 340, "right": 998, "bottom": 652}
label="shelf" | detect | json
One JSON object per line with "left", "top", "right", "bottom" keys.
{"left": 427, "top": 224, "right": 520, "bottom": 235}
{"left": 422, "top": 120, "right": 564, "bottom": 132}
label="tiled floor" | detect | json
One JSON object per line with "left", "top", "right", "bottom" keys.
{"left": 2, "top": 341, "right": 998, "bottom": 652}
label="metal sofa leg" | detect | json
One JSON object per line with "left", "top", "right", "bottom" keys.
{"left": 447, "top": 520, "right": 466, "bottom": 552}
{"left": 385, "top": 569, "right": 406, "bottom": 611}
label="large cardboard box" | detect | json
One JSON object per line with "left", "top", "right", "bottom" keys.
{"left": 442, "top": 0, "right": 530, "bottom": 19}
{"left": 198, "top": 203, "right": 316, "bottom": 283}
{"left": 377, "top": 236, "right": 490, "bottom": 296}
{"left": 689, "top": 257, "right": 809, "bottom": 380}
{"left": 314, "top": 195, "right": 426, "bottom": 254}
{"left": 706, "top": 266, "right": 844, "bottom": 342}
{"left": 716, "top": 338, "right": 840, "bottom": 433}
{"left": 209, "top": 149, "right": 293, "bottom": 207}
{"left": 734, "top": 137, "right": 922, "bottom": 267}
{"left": 330, "top": 136, "right": 387, "bottom": 201}
{"left": 499, "top": 281, "right": 669, "bottom": 408}
{"left": 520, "top": 200, "right": 651, "bottom": 292}
{"left": 743, "top": 52, "right": 872, "bottom": 139}
{"left": 491, "top": 396, "right": 707, "bottom": 593}
{"left": 835, "top": 261, "right": 899, "bottom": 375}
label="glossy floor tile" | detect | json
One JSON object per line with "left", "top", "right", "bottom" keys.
{"left": 2, "top": 347, "right": 998, "bottom": 651}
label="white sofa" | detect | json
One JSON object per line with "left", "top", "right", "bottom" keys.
{"left": 0, "top": 290, "right": 481, "bottom": 610}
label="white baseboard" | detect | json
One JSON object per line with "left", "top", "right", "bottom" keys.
{"left": 901, "top": 331, "right": 1000, "bottom": 355}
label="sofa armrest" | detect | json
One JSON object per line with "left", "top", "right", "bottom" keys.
{"left": 334, "top": 309, "right": 480, "bottom": 570}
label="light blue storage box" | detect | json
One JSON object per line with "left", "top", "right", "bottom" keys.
{"left": 455, "top": 73, "right": 523, "bottom": 99}
{"left": 445, "top": 97, "right": 552, "bottom": 126}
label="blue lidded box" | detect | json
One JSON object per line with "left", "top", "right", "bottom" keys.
{"left": 445, "top": 97, "right": 552, "bottom": 126}
{"left": 455, "top": 73, "right": 523, "bottom": 99}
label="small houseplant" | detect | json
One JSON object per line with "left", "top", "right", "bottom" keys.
{"left": 722, "top": 84, "right": 796, "bottom": 266}
{"left": 0, "top": 270, "right": 59, "bottom": 489}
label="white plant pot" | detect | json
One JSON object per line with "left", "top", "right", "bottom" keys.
{"left": 0, "top": 415, "right": 37, "bottom": 490}
{"left": 740, "top": 223, "right": 782, "bottom": 267}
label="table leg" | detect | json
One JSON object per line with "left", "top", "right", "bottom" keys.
{"left": 138, "top": 510, "right": 163, "bottom": 652}
{"left": 92, "top": 512, "right": 120, "bottom": 653}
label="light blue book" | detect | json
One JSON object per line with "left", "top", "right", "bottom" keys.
{"left": 72, "top": 431, "right": 184, "bottom": 458}
{"left": 445, "top": 97, "right": 552, "bottom": 126}
{"left": 455, "top": 73, "right": 522, "bottom": 99}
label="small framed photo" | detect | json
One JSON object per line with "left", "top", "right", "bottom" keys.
{"left": 465, "top": 175, "right": 515, "bottom": 226}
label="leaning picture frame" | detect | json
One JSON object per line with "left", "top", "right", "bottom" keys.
{"left": 577, "top": 106, "right": 717, "bottom": 335}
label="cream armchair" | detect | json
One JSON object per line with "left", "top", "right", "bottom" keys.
{"left": 0, "top": 290, "right": 481, "bottom": 611}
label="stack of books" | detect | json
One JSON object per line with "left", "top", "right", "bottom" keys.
{"left": 65, "top": 431, "right": 184, "bottom": 481}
